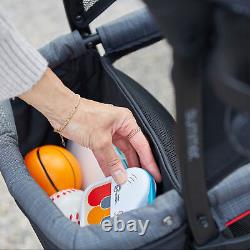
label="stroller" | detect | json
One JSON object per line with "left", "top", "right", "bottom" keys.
{"left": 1, "top": 0, "right": 250, "bottom": 249}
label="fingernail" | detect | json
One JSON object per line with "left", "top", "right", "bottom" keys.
{"left": 113, "top": 169, "right": 127, "bottom": 185}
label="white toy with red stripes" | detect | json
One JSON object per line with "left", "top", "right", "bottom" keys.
{"left": 50, "top": 189, "right": 84, "bottom": 225}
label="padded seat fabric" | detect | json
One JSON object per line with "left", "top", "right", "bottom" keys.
{"left": 1, "top": 100, "right": 250, "bottom": 249}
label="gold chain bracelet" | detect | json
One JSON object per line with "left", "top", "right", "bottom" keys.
{"left": 54, "top": 94, "right": 81, "bottom": 146}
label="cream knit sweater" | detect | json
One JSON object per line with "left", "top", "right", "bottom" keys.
{"left": 0, "top": 10, "right": 48, "bottom": 101}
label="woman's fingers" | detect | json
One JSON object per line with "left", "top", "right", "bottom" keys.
{"left": 113, "top": 136, "right": 140, "bottom": 167}
{"left": 64, "top": 101, "right": 161, "bottom": 185}
{"left": 117, "top": 113, "right": 162, "bottom": 182}
{"left": 128, "top": 132, "right": 162, "bottom": 182}
{"left": 93, "top": 140, "right": 128, "bottom": 185}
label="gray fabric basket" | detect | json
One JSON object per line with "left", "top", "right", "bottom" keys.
{"left": 1, "top": 98, "right": 250, "bottom": 249}
{"left": 0, "top": 14, "right": 250, "bottom": 249}
{"left": 0, "top": 100, "right": 185, "bottom": 249}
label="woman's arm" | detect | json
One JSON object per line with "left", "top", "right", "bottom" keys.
{"left": 0, "top": 10, "right": 161, "bottom": 185}
{"left": 20, "top": 68, "right": 162, "bottom": 185}
{"left": 0, "top": 9, "right": 48, "bottom": 101}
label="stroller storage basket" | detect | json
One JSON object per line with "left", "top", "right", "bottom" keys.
{"left": 1, "top": 100, "right": 185, "bottom": 249}
{"left": 2, "top": 99, "right": 250, "bottom": 249}
{"left": 9, "top": 9, "right": 183, "bottom": 249}
{"left": 0, "top": 2, "right": 250, "bottom": 250}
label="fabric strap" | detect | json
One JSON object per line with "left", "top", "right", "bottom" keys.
{"left": 143, "top": 0, "right": 219, "bottom": 245}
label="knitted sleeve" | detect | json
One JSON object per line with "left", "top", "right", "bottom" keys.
{"left": 0, "top": 9, "right": 48, "bottom": 101}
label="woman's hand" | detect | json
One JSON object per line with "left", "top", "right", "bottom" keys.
{"left": 52, "top": 99, "right": 162, "bottom": 184}
{"left": 20, "top": 68, "right": 161, "bottom": 185}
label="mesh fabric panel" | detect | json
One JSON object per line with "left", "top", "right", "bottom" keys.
{"left": 110, "top": 68, "right": 181, "bottom": 189}
{"left": 64, "top": 0, "right": 116, "bottom": 31}
{"left": 82, "top": 0, "right": 99, "bottom": 11}
{"left": 133, "top": 91, "right": 181, "bottom": 185}
{"left": 228, "top": 215, "right": 250, "bottom": 237}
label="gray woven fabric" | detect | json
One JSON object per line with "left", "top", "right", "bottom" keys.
{"left": 209, "top": 163, "right": 250, "bottom": 230}
{"left": 0, "top": 101, "right": 185, "bottom": 249}
{"left": 1, "top": 98, "right": 250, "bottom": 249}
{"left": 0, "top": 29, "right": 186, "bottom": 249}
{"left": 1, "top": 29, "right": 250, "bottom": 248}
{"left": 74, "top": 190, "right": 184, "bottom": 249}
{"left": 39, "top": 30, "right": 86, "bottom": 69}
{"left": 97, "top": 7, "right": 161, "bottom": 57}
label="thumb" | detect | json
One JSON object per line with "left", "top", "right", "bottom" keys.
{"left": 93, "top": 142, "right": 128, "bottom": 185}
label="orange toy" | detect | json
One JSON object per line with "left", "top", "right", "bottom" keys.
{"left": 25, "top": 145, "right": 82, "bottom": 196}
